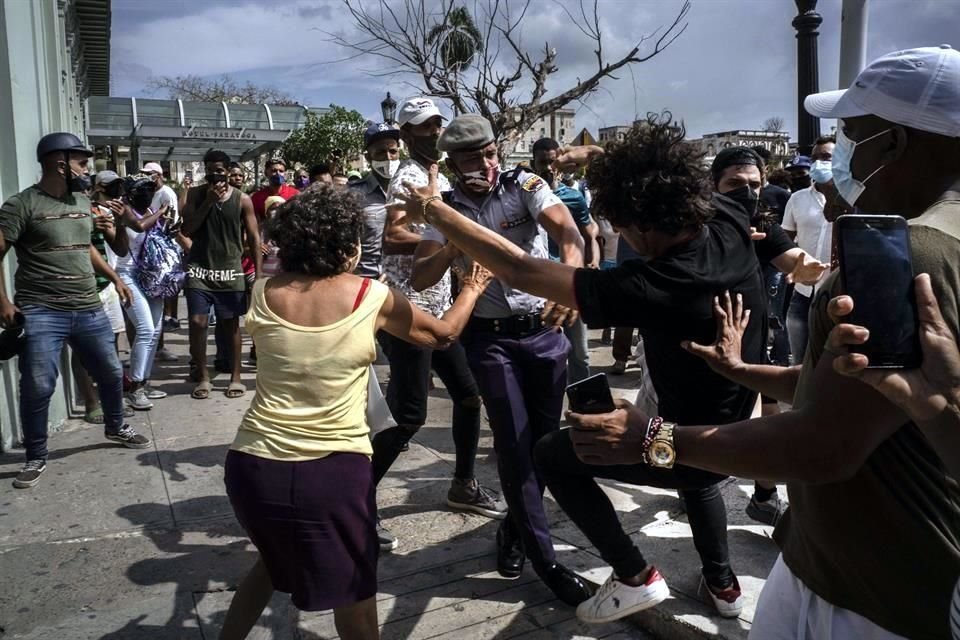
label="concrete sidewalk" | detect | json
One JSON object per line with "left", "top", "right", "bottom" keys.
{"left": 0, "top": 328, "right": 780, "bottom": 639}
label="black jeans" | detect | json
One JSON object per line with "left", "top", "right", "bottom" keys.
{"left": 535, "top": 428, "right": 734, "bottom": 588}
{"left": 372, "top": 331, "right": 482, "bottom": 484}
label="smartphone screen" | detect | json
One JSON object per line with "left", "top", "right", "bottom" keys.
{"left": 838, "top": 215, "right": 920, "bottom": 368}
{"left": 566, "top": 373, "right": 617, "bottom": 414}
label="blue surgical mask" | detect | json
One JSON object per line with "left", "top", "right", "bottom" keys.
{"left": 269, "top": 173, "right": 286, "bottom": 187}
{"left": 809, "top": 160, "right": 833, "bottom": 184}
{"left": 832, "top": 128, "right": 891, "bottom": 206}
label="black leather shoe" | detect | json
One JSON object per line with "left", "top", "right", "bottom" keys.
{"left": 496, "top": 523, "right": 525, "bottom": 579}
{"left": 541, "top": 563, "right": 592, "bottom": 606}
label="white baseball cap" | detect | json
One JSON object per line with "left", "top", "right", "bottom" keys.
{"left": 805, "top": 45, "right": 960, "bottom": 137}
{"left": 142, "top": 161, "right": 163, "bottom": 175}
{"left": 397, "top": 97, "right": 447, "bottom": 128}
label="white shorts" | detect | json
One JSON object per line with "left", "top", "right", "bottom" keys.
{"left": 99, "top": 283, "right": 125, "bottom": 334}
{"left": 749, "top": 554, "right": 908, "bottom": 640}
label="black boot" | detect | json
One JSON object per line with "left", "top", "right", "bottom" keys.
{"left": 496, "top": 519, "right": 525, "bottom": 579}
{"left": 540, "top": 563, "right": 592, "bottom": 606}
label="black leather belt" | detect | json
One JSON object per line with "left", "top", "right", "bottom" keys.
{"left": 469, "top": 313, "right": 546, "bottom": 337}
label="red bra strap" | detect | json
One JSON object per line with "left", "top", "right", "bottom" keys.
{"left": 352, "top": 278, "right": 371, "bottom": 312}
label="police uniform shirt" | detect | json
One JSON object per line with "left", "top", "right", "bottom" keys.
{"left": 422, "top": 168, "right": 562, "bottom": 319}
{"left": 350, "top": 172, "right": 389, "bottom": 279}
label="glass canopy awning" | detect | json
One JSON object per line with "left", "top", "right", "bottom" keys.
{"left": 85, "top": 97, "right": 328, "bottom": 162}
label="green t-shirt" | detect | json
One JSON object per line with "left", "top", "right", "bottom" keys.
{"left": 776, "top": 198, "right": 960, "bottom": 640}
{"left": 0, "top": 185, "right": 99, "bottom": 311}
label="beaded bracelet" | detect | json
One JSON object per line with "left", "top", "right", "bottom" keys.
{"left": 641, "top": 416, "right": 664, "bottom": 465}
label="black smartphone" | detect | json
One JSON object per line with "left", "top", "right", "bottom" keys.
{"left": 184, "top": 170, "right": 193, "bottom": 181}
{"left": 837, "top": 214, "right": 920, "bottom": 368}
{"left": 566, "top": 373, "right": 617, "bottom": 414}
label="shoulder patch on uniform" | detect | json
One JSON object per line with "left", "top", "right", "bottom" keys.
{"left": 521, "top": 175, "right": 545, "bottom": 193}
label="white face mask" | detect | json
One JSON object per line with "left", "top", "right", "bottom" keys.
{"left": 372, "top": 159, "right": 400, "bottom": 180}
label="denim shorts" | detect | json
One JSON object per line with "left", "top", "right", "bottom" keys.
{"left": 184, "top": 288, "right": 248, "bottom": 320}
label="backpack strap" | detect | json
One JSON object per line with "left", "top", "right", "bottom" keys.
{"left": 352, "top": 277, "right": 371, "bottom": 312}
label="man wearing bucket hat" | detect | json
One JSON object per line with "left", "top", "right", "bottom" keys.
{"left": 0, "top": 133, "right": 151, "bottom": 489}
{"left": 409, "top": 113, "right": 591, "bottom": 607}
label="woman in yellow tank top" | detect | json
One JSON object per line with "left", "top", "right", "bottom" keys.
{"left": 220, "top": 185, "right": 492, "bottom": 640}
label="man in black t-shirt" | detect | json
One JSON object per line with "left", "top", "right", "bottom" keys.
{"left": 392, "top": 115, "right": 762, "bottom": 623}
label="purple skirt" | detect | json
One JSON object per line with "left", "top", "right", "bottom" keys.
{"left": 224, "top": 449, "right": 378, "bottom": 611}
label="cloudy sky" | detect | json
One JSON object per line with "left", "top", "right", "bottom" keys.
{"left": 110, "top": 0, "right": 958, "bottom": 140}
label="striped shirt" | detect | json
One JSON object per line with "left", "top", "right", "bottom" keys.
{"left": 0, "top": 185, "right": 99, "bottom": 310}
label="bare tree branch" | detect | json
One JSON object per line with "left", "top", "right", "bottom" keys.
{"left": 328, "top": 0, "right": 690, "bottom": 156}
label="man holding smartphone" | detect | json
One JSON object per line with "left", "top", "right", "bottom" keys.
{"left": 568, "top": 46, "right": 960, "bottom": 639}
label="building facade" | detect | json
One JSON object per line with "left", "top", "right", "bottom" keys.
{"left": 0, "top": 0, "right": 111, "bottom": 452}
{"left": 505, "top": 108, "right": 576, "bottom": 168}
{"left": 688, "top": 130, "right": 792, "bottom": 166}
{"left": 597, "top": 125, "right": 632, "bottom": 143}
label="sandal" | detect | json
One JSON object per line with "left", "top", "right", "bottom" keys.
{"left": 84, "top": 405, "right": 136, "bottom": 424}
{"left": 225, "top": 382, "right": 246, "bottom": 399}
{"left": 191, "top": 380, "right": 213, "bottom": 400}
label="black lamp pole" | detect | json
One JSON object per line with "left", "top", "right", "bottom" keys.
{"left": 793, "top": 0, "right": 823, "bottom": 156}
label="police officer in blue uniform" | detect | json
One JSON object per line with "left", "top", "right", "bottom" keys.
{"left": 411, "top": 114, "right": 591, "bottom": 606}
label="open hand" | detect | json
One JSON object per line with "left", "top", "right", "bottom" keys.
{"left": 681, "top": 291, "right": 751, "bottom": 376}
{"left": 568, "top": 398, "right": 650, "bottom": 465}
{"left": 541, "top": 300, "right": 579, "bottom": 327}
{"left": 453, "top": 262, "right": 493, "bottom": 292}
{"left": 394, "top": 164, "right": 442, "bottom": 226}
{"left": 828, "top": 273, "right": 960, "bottom": 423}
{"left": 786, "top": 251, "right": 828, "bottom": 286}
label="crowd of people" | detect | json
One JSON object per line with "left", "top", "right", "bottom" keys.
{"left": 1, "top": 45, "right": 958, "bottom": 640}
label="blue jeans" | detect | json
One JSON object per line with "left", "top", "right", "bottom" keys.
{"left": 563, "top": 317, "right": 591, "bottom": 384}
{"left": 119, "top": 272, "right": 163, "bottom": 382}
{"left": 19, "top": 305, "right": 125, "bottom": 460}
{"left": 787, "top": 291, "right": 812, "bottom": 365}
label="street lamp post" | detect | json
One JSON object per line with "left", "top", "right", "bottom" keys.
{"left": 793, "top": 0, "right": 823, "bottom": 156}
{"left": 380, "top": 92, "right": 397, "bottom": 126}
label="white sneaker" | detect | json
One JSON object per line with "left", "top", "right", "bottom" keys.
{"left": 700, "top": 574, "right": 744, "bottom": 618}
{"left": 155, "top": 348, "right": 179, "bottom": 362}
{"left": 576, "top": 567, "right": 669, "bottom": 624}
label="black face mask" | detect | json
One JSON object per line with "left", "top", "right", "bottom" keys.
{"left": 724, "top": 185, "right": 760, "bottom": 217}
{"left": 790, "top": 174, "right": 812, "bottom": 191}
{"left": 407, "top": 134, "right": 442, "bottom": 164}
{"left": 69, "top": 174, "right": 92, "bottom": 193}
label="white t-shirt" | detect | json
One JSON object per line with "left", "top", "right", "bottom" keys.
{"left": 114, "top": 209, "right": 149, "bottom": 273}
{"left": 782, "top": 185, "right": 832, "bottom": 297}
{"left": 151, "top": 184, "right": 179, "bottom": 225}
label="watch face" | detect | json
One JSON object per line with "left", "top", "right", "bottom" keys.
{"left": 651, "top": 442, "right": 675, "bottom": 466}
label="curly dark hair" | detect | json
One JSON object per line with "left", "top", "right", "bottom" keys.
{"left": 266, "top": 184, "right": 363, "bottom": 277}
{"left": 585, "top": 112, "right": 713, "bottom": 234}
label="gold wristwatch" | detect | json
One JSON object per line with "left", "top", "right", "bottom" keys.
{"left": 648, "top": 421, "right": 677, "bottom": 468}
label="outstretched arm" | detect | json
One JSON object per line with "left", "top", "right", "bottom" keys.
{"left": 396, "top": 165, "right": 579, "bottom": 309}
